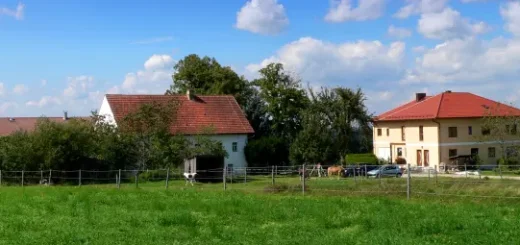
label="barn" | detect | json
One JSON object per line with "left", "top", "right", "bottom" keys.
{"left": 98, "top": 91, "right": 255, "bottom": 178}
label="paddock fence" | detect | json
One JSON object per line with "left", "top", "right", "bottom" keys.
{"left": 2, "top": 164, "right": 520, "bottom": 200}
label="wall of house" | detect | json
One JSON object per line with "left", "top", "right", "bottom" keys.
{"left": 98, "top": 96, "right": 117, "bottom": 126}
{"left": 437, "top": 118, "right": 520, "bottom": 166}
{"left": 186, "top": 134, "right": 249, "bottom": 171}
{"left": 373, "top": 120, "right": 440, "bottom": 168}
{"left": 373, "top": 118, "right": 520, "bottom": 168}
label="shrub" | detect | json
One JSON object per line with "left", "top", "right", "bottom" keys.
{"left": 345, "top": 153, "right": 379, "bottom": 165}
{"left": 395, "top": 157, "right": 407, "bottom": 165}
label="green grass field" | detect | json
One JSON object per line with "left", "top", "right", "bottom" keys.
{"left": 1, "top": 177, "right": 520, "bottom": 244}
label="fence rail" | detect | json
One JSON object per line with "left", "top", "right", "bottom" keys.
{"left": 2, "top": 164, "right": 520, "bottom": 200}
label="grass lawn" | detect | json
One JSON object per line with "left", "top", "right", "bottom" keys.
{"left": 1, "top": 184, "right": 520, "bottom": 244}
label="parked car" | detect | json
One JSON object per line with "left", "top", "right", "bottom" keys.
{"left": 367, "top": 165, "right": 402, "bottom": 178}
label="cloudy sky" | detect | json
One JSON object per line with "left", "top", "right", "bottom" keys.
{"left": 1, "top": 0, "right": 520, "bottom": 117}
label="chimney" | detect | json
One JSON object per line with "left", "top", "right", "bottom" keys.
{"left": 415, "top": 93, "right": 426, "bottom": 102}
{"left": 63, "top": 111, "right": 68, "bottom": 120}
{"left": 445, "top": 90, "right": 452, "bottom": 93}
{"left": 187, "top": 89, "right": 194, "bottom": 100}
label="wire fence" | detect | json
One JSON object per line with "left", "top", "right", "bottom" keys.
{"left": 3, "top": 164, "right": 520, "bottom": 200}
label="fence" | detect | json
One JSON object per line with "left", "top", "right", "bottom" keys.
{"left": 2, "top": 164, "right": 520, "bottom": 200}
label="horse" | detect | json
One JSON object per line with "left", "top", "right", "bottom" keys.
{"left": 327, "top": 165, "right": 344, "bottom": 179}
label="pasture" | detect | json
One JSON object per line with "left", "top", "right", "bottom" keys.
{"left": 1, "top": 176, "right": 520, "bottom": 244}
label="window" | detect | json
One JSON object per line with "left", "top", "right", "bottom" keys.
{"left": 232, "top": 142, "right": 238, "bottom": 152}
{"left": 419, "top": 126, "right": 424, "bottom": 141}
{"left": 512, "top": 124, "right": 518, "bottom": 135}
{"left": 488, "top": 147, "right": 496, "bottom": 158}
{"left": 449, "top": 149, "right": 457, "bottom": 157}
{"left": 506, "top": 125, "right": 511, "bottom": 134}
{"left": 506, "top": 146, "right": 518, "bottom": 158}
{"left": 377, "top": 128, "right": 382, "bottom": 136}
{"left": 397, "top": 147, "right": 403, "bottom": 157}
{"left": 386, "top": 128, "right": 389, "bottom": 136}
{"left": 482, "top": 127, "right": 490, "bottom": 135}
{"left": 468, "top": 126, "right": 472, "bottom": 135}
{"left": 471, "top": 148, "right": 479, "bottom": 156}
{"left": 401, "top": 126, "right": 405, "bottom": 141}
{"left": 448, "top": 127, "right": 458, "bottom": 138}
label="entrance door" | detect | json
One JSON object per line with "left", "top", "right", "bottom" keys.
{"left": 424, "top": 150, "right": 430, "bottom": 167}
{"left": 417, "top": 150, "right": 422, "bottom": 166}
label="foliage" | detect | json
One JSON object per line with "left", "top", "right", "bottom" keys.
{"left": 346, "top": 153, "right": 379, "bottom": 165}
{"left": 254, "top": 63, "right": 309, "bottom": 141}
{"left": 245, "top": 136, "right": 288, "bottom": 167}
{"left": 291, "top": 86, "right": 372, "bottom": 165}
{"left": 165, "top": 54, "right": 249, "bottom": 106}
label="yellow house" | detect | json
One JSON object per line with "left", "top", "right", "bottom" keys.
{"left": 372, "top": 91, "right": 520, "bottom": 170}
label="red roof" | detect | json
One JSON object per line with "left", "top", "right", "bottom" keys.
{"left": 374, "top": 91, "right": 520, "bottom": 122}
{"left": 0, "top": 117, "right": 82, "bottom": 136}
{"left": 105, "top": 94, "right": 254, "bottom": 135}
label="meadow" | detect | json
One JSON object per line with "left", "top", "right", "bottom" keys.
{"left": 1, "top": 176, "right": 520, "bottom": 244}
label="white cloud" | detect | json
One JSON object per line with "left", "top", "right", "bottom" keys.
{"left": 394, "top": 0, "right": 447, "bottom": 19}
{"left": 41, "top": 79, "right": 47, "bottom": 87}
{"left": 0, "top": 2, "right": 24, "bottom": 20}
{"left": 418, "top": 8, "right": 489, "bottom": 40}
{"left": 387, "top": 25, "right": 412, "bottom": 39}
{"left": 63, "top": 76, "right": 94, "bottom": 98}
{"left": 413, "top": 46, "right": 427, "bottom": 53}
{"left": 0, "top": 83, "right": 5, "bottom": 96}
{"left": 325, "top": 0, "right": 385, "bottom": 22}
{"left": 26, "top": 96, "right": 62, "bottom": 108}
{"left": 120, "top": 54, "right": 174, "bottom": 93}
{"left": 501, "top": 2, "right": 520, "bottom": 36}
{"left": 246, "top": 37, "right": 406, "bottom": 86}
{"left": 461, "top": 0, "right": 485, "bottom": 2}
{"left": 130, "top": 36, "right": 174, "bottom": 45}
{"left": 144, "top": 54, "right": 174, "bottom": 71}
{"left": 12, "top": 84, "right": 28, "bottom": 95}
{"left": 401, "top": 37, "right": 520, "bottom": 87}
{"left": 235, "top": 0, "right": 289, "bottom": 35}
{"left": 0, "top": 102, "right": 17, "bottom": 114}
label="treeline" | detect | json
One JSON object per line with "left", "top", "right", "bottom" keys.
{"left": 0, "top": 54, "right": 374, "bottom": 170}
{"left": 166, "top": 56, "right": 373, "bottom": 167}
{"left": 0, "top": 101, "right": 226, "bottom": 171}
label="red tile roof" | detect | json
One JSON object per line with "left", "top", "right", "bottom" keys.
{"left": 105, "top": 94, "right": 254, "bottom": 135}
{"left": 374, "top": 91, "right": 520, "bottom": 122}
{"left": 0, "top": 117, "right": 83, "bottom": 136}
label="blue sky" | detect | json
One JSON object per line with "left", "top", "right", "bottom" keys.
{"left": 1, "top": 0, "right": 520, "bottom": 117}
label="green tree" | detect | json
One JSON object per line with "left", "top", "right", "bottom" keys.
{"left": 291, "top": 86, "right": 372, "bottom": 164}
{"left": 165, "top": 54, "right": 249, "bottom": 106}
{"left": 245, "top": 136, "right": 288, "bottom": 167}
{"left": 254, "top": 63, "right": 309, "bottom": 141}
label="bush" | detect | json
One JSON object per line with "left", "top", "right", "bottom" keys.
{"left": 345, "top": 153, "right": 379, "bottom": 165}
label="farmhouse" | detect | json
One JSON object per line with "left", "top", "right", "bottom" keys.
{"left": 372, "top": 91, "right": 520, "bottom": 170}
{"left": 0, "top": 113, "right": 81, "bottom": 136}
{"left": 98, "top": 92, "right": 254, "bottom": 173}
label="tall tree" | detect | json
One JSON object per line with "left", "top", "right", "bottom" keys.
{"left": 291, "top": 86, "right": 372, "bottom": 164}
{"left": 254, "top": 63, "right": 309, "bottom": 141}
{"left": 165, "top": 54, "right": 249, "bottom": 106}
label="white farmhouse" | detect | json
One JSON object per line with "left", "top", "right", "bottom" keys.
{"left": 98, "top": 92, "right": 254, "bottom": 173}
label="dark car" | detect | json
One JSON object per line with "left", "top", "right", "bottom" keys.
{"left": 343, "top": 164, "right": 380, "bottom": 177}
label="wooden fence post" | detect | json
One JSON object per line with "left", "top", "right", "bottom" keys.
{"left": 407, "top": 164, "right": 411, "bottom": 200}
{"left": 79, "top": 169, "right": 82, "bottom": 186}
{"left": 48, "top": 169, "right": 52, "bottom": 185}
{"left": 302, "top": 164, "right": 306, "bottom": 195}
{"left": 21, "top": 170, "right": 24, "bottom": 187}
{"left": 223, "top": 166, "right": 227, "bottom": 191}
{"left": 165, "top": 168, "right": 170, "bottom": 189}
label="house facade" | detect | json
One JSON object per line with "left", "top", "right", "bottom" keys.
{"left": 373, "top": 91, "right": 520, "bottom": 170}
{"left": 98, "top": 92, "right": 254, "bottom": 171}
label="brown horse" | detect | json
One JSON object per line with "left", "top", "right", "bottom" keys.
{"left": 327, "top": 165, "right": 344, "bottom": 179}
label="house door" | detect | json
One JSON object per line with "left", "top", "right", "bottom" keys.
{"left": 417, "top": 150, "right": 422, "bottom": 166}
{"left": 424, "top": 150, "right": 429, "bottom": 167}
